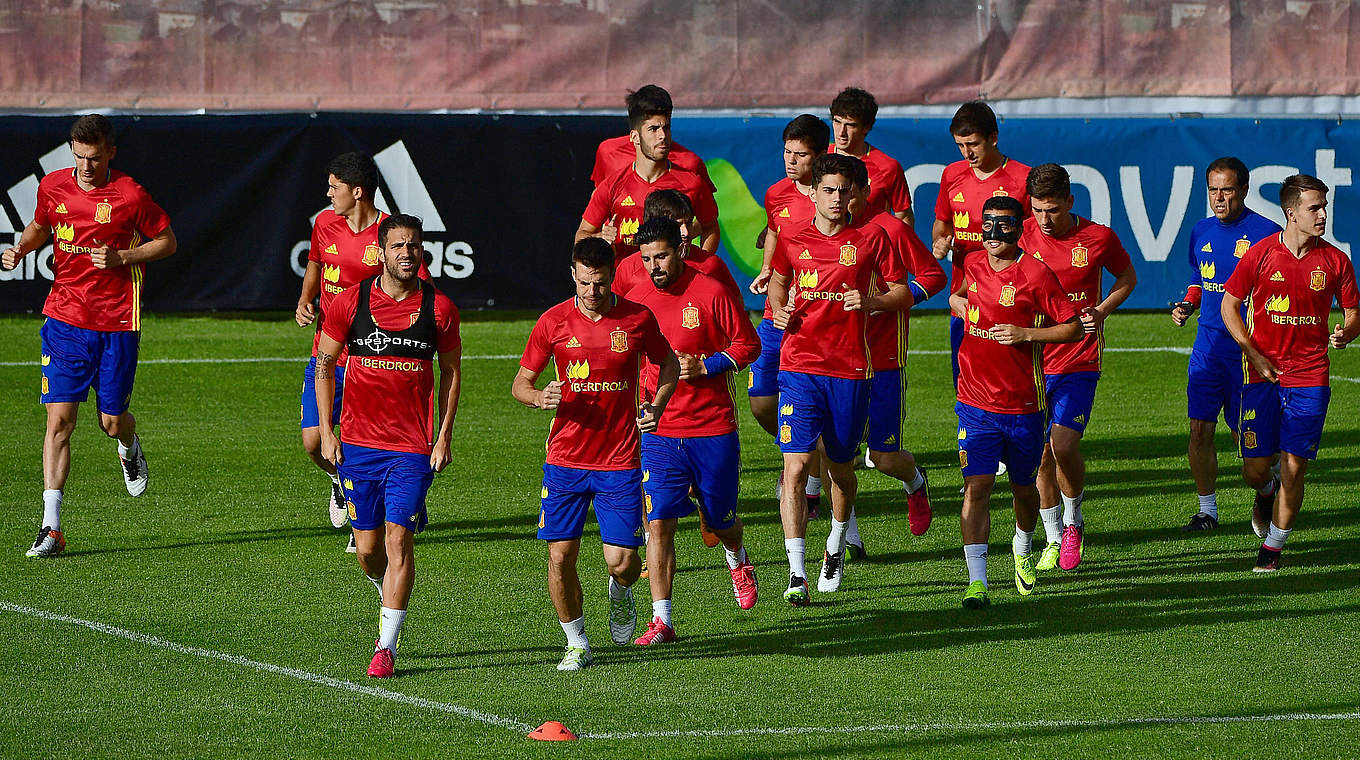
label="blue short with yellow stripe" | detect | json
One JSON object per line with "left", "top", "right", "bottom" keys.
{"left": 748, "top": 318, "right": 783, "bottom": 397}
{"left": 955, "top": 402, "right": 1045, "bottom": 486}
{"left": 1044, "top": 371, "right": 1100, "bottom": 434}
{"left": 641, "top": 431, "right": 739, "bottom": 531}
{"left": 866, "top": 367, "right": 906, "bottom": 452}
{"left": 1239, "top": 382, "right": 1330, "bottom": 460}
{"left": 538, "top": 464, "right": 645, "bottom": 547}
{"left": 338, "top": 443, "right": 432, "bottom": 533}
{"left": 40, "top": 317, "right": 139, "bottom": 415}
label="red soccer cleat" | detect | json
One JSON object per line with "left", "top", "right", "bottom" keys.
{"left": 730, "top": 560, "right": 758, "bottom": 610}
{"left": 907, "top": 470, "right": 932, "bottom": 536}
{"left": 367, "top": 643, "right": 394, "bottom": 678}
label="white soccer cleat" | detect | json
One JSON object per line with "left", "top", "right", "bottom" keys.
{"left": 119, "top": 438, "right": 148, "bottom": 497}
{"left": 817, "top": 550, "right": 844, "bottom": 592}
{"left": 328, "top": 478, "right": 348, "bottom": 528}
{"left": 608, "top": 581, "right": 637, "bottom": 645}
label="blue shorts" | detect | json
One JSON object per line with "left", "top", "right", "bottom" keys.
{"left": 1187, "top": 348, "right": 1243, "bottom": 431}
{"left": 1239, "top": 383, "right": 1331, "bottom": 460}
{"left": 950, "top": 314, "right": 964, "bottom": 387}
{"left": 866, "top": 368, "right": 905, "bottom": 452}
{"left": 748, "top": 318, "right": 783, "bottom": 397}
{"left": 39, "top": 318, "right": 139, "bottom": 415}
{"left": 641, "top": 432, "right": 739, "bottom": 531}
{"left": 955, "top": 402, "right": 1045, "bottom": 486}
{"left": 300, "top": 357, "right": 346, "bottom": 429}
{"left": 777, "top": 370, "right": 870, "bottom": 464}
{"left": 1045, "top": 371, "right": 1100, "bottom": 435}
{"left": 538, "top": 464, "right": 645, "bottom": 547}
{"left": 338, "top": 443, "right": 433, "bottom": 532}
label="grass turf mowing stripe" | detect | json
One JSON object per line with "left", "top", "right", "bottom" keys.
{"left": 0, "top": 600, "right": 535, "bottom": 735}
{"left": 580, "top": 711, "right": 1360, "bottom": 740}
{"left": 0, "top": 346, "right": 1198, "bottom": 367}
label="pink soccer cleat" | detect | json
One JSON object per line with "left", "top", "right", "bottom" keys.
{"left": 633, "top": 617, "right": 677, "bottom": 645}
{"left": 1058, "top": 524, "right": 1084, "bottom": 571}
{"left": 730, "top": 560, "right": 758, "bottom": 610}
{"left": 906, "top": 470, "right": 932, "bottom": 536}
{"left": 367, "top": 643, "right": 394, "bottom": 678}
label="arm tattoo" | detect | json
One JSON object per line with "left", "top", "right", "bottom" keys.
{"left": 316, "top": 351, "right": 335, "bottom": 379}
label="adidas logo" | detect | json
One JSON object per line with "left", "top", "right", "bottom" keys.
{"left": 952, "top": 192, "right": 965, "bottom": 203}
{"left": 620, "top": 195, "right": 636, "bottom": 207}
{"left": 1201, "top": 242, "right": 1212, "bottom": 252}
{"left": 54, "top": 203, "right": 68, "bottom": 214}
{"left": 1270, "top": 271, "right": 1285, "bottom": 282}
{"left": 565, "top": 336, "right": 581, "bottom": 348}
{"left": 799, "top": 249, "right": 812, "bottom": 259}
{"left": 324, "top": 244, "right": 338, "bottom": 255}
{"left": 779, "top": 207, "right": 790, "bottom": 218}
{"left": 292, "top": 140, "right": 474, "bottom": 281}
{"left": 968, "top": 282, "right": 978, "bottom": 292}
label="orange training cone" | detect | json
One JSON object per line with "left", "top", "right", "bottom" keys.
{"left": 528, "top": 721, "right": 578, "bottom": 741}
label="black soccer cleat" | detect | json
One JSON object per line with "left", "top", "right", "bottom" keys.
{"left": 1181, "top": 512, "right": 1219, "bottom": 532}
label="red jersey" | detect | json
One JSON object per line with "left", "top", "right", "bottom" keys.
{"left": 33, "top": 168, "right": 171, "bottom": 332}
{"left": 957, "top": 254, "right": 1077, "bottom": 414}
{"left": 934, "top": 158, "right": 1031, "bottom": 291}
{"left": 612, "top": 244, "right": 742, "bottom": 303}
{"left": 862, "top": 211, "right": 947, "bottom": 370}
{"left": 321, "top": 280, "right": 461, "bottom": 456}
{"left": 1224, "top": 235, "right": 1360, "bottom": 387}
{"left": 582, "top": 164, "right": 720, "bottom": 261}
{"left": 617, "top": 267, "right": 760, "bottom": 437}
{"left": 771, "top": 221, "right": 904, "bottom": 379}
{"left": 763, "top": 178, "right": 817, "bottom": 320}
{"left": 520, "top": 298, "right": 672, "bottom": 470}
{"left": 590, "top": 135, "right": 716, "bottom": 192}
{"left": 832, "top": 145, "right": 913, "bottom": 215}
{"left": 1018, "top": 216, "right": 1132, "bottom": 375}
{"left": 308, "top": 210, "right": 431, "bottom": 358}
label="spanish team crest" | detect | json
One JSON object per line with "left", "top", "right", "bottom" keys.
{"left": 94, "top": 202, "right": 112, "bottom": 224}
{"left": 609, "top": 329, "right": 628, "bottom": 353}
{"left": 839, "top": 244, "right": 857, "bottom": 266}
{"left": 779, "top": 424, "right": 792, "bottom": 444}
{"left": 1243, "top": 431, "right": 1257, "bottom": 450}
{"left": 1234, "top": 238, "right": 1250, "bottom": 258}
{"left": 1310, "top": 270, "right": 1327, "bottom": 291}
{"left": 999, "top": 284, "right": 1017, "bottom": 307}
{"left": 409, "top": 312, "right": 420, "bottom": 327}
{"left": 681, "top": 305, "right": 700, "bottom": 329}
{"left": 1070, "top": 246, "right": 1089, "bottom": 267}
{"left": 959, "top": 449, "right": 968, "bottom": 467}
{"left": 362, "top": 244, "right": 380, "bottom": 266}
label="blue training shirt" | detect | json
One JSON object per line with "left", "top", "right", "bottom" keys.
{"left": 1186, "top": 209, "right": 1281, "bottom": 356}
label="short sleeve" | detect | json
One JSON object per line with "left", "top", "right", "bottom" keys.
{"left": 1223, "top": 246, "right": 1263, "bottom": 301}
{"left": 1100, "top": 228, "right": 1132, "bottom": 275}
{"left": 582, "top": 180, "right": 613, "bottom": 228}
{"left": 933, "top": 169, "right": 952, "bottom": 224}
{"left": 132, "top": 189, "right": 171, "bottom": 240}
{"left": 691, "top": 183, "right": 719, "bottom": 227}
{"left": 871, "top": 228, "right": 907, "bottom": 284}
{"left": 640, "top": 311, "right": 672, "bottom": 366}
{"left": 520, "top": 314, "right": 554, "bottom": 373}
{"left": 436, "top": 297, "right": 462, "bottom": 354}
{"left": 885, "top": 163, "right": 912, "bottom": 212}
{"left": 771, "top": 235, "right": 793, "bottom": 276}
{"left": 1337, "top": 254, "right": 1360, "bottom": 309}
{"left": 321, "top": 286, "right": 360, "bottom": 344}
{"left": 307, "top": 218, "right": 325, "bottom": 264}
{"left": 1035, "top": 265, "right": 1078, "bottom": 326}
{"left": 33, "top": 177, "right": 52, "bottom": 228}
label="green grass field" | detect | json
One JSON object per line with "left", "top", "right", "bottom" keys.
{"left": 1, "top": 311, "right": 1357, "bottom": 759}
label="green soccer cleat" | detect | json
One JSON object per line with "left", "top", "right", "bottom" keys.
{"left": 1014, "top": 551, "right": 1037, "bottom": 596}
{"left": 961, "top": 580, "right": 990, "bottom": 609}
{"left": 1035, "top": 541, "right": 1061, "bottom": 572}
{"left": 556, "top": 645, "right": 593, "bottom": 671}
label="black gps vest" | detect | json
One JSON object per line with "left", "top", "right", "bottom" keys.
{"left": 346, "top": 277, "right": 438, "bottom": 361}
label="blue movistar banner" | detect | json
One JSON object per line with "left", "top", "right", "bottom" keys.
{"left": 683, "top": 116, "right": 1360, "bottom": 311}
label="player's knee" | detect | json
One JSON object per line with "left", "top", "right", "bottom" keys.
{"left": 1242, "top": 459, "right": 1271, "bottom": 485}
{"left": 98, "top": 413, "right": 125, "bottom": 438}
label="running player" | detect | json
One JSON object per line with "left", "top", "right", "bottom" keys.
{"left": 315, "top": 214, "right": 461, "bottom": 678}
{"left": 847, "top": 160, "right": 947, "bottom": 554}
{"left": 766, "top": 153, "right": 911, "bottom": 604}
{"left": 1221, "top": 174, "right": 1358, "bottom": 572}
{"left": 591, "top": 85, "right": 716, "bottom": 193}
{"left": 1018, "top": 164, "right": 1137, "bottom": 572}
{"left": 617, "top": 218, "right": 761, "bottom": 643}
{"left": 513, "top": 238, "right": 679, "bottom": 670}
{"left": 933, "top": 102, "right": 1031, "bottom": 384}
{"left": 577, "top": 89, "right": 720, "bottom": 261}
{"left": 1172, "top": 158, "right": 1282, "bottom": 532}
{"left": 750, "top": 115, "right": 831, "bottom": 517}
{"left": 3, "top": 115, "right": 176, "bottom": 558}
{"left": 296, "top": 153, "right": 411, "bottom": 535}
{"left": 612, "top": 189, "right": 741, "bottom": 301}
{"left": 952, "top": 197, "right": 1081, "bottom": 607}
{"left": 829, "top": 87, "right": 914, "bottom": 224}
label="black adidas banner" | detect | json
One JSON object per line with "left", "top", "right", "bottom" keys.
{"left": 0, "top": 112, "right": 623, "bottom": 313}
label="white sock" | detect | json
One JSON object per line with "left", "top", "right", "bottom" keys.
{"left": 560, "top": 616, "right": 588, "bottom": 649}
{"left": 1039, "top": 505, "right": 1062, "bottom": 544}
{"left": 1061, "top": 491, "right": 1084, "bottom": 527}
{"left": 724, "top": 545, "right": 747, "bottom": 569}
{"left": 116, "top": 435, "right": 139, "bottom": 459}
{"left": 905, "top": 468, "right": 925, "bottom": 494}
{"left": 1012, "top": 525, "right": 1034, "bottom": 556}
{"left": 1264, "top": 523, "right": 1292, "bottom": 551}
{"left": 42, "top": 489, "right": 62, "bottom": 530}
{"left": 652, "top": 599, "right": 672, "bottom": 627}
{"left": 845, "top": 509, "right": 861, "bottom": 546}
{"left": 827, "top": 518, "right": 849, "bottom": 555}
{"left": 366, "top": 574, "right": 384, "bottom": 601}
{"left": 377, "top": 606, "right": 406, "bottom": 652}
{"left": 785, "top": 538, "right": 806, "bottom": 579}
{"left": 805, "top": 475, "right": 822, "bottom": 498}
{"left": 1198, "top": 493, "right": 1218, "bottom": 519}
{"left": 964, "top": 543, "right": 989, "bottom": 586}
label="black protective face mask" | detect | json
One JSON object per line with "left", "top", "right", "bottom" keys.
{"left": 981, "top": 214, "right": 1021, "bottom": 244}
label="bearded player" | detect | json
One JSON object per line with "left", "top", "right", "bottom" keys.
{"left": 3, "top": 115, "right": 176, "bottom": 558}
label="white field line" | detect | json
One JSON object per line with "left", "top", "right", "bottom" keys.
{"left": 0, "top": 601, "right": 534, "bottom": 734}
{"left": 0, "top": 346, "right": 1196, "bottom": 367}
{"left": 1336, "top": 376, "right": 1360, "bottom": 383}
{"left": 4, "top": 600, "right": 1357, "bottom": 742}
